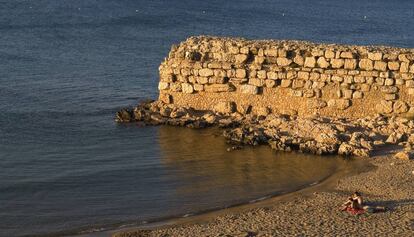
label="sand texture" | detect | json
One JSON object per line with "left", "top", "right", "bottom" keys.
{"left": 114, "top": 156, "right": 414, "bottom": 237}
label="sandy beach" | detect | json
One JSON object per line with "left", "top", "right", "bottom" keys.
{"left": 114, "top": 154, "right": 414, "bottom": 237}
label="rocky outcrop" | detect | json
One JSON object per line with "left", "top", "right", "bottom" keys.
{"left": 116, "top": 101, "right": 414, "bottom": 158}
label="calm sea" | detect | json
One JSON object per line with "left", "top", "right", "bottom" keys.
{"left": 1, "top": 0, "right": 413, "bottom": 236}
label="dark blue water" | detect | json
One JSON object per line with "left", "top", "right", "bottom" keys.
{"left": 1, "top": 0, "right": 414, "bottom": 236}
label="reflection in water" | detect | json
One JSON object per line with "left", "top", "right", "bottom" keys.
{"left": 157, "top": 126, "right": 349, "bottom": 211}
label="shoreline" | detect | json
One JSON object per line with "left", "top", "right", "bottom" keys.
{"left": 74, "top": 154, "right": 370, "bottom": 237}
{"left": 112, "top": 154, "right": 413, "bottom": 237}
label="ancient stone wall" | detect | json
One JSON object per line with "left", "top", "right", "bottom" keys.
{"left": 158, "top": 36, "right": 414, "bottom": 118}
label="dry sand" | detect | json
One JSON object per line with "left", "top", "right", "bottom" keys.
{"left": 113, "top": 154, "right": 414, "bottom": 237}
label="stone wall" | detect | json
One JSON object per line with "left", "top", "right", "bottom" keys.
{"left": 158, "top": 36, "right": 414, "bottom": 118}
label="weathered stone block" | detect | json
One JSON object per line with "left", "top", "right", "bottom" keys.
{"left": 281, "top": 79, "right": 292, "bottom": 88}
{"left": 384, "top": 78, "right": 395, "bottom": 86}
{"left": 158, "top": 82, "right": 170, "bottom": 90}
{"left": 249, "top": 78, "right": 264, "bottom": 87}
{"left": 388, "top": 61, "right": 400, "bottom": 71}
{"left": 235, "top": 69, "right": 246, "bottom": 78}
{"left": 196, "top": 77, "right": 209, "bottom": 84}
{"left": 297, "top": 71, "right": 309, "bottom": 80}
{"left": 359, "top": 59, "right": 373, "bottom": 70}
{"left": 257, "top": 70, "right": 267, "bottom": 79}
{"left": 327, "top": 99, "right": 351, "bottom": 110}
{"left": 368, "top": 52, "right": 382, "bottom": 61}
{"left": 352, "top": 91, "right": 363, "bottom": 99}
{"left": 181, "top": 83, "right": 194, "bottom": 94}
{"left": 406, "top": 80, "right": 414, "bottom": 88}
{"left": 317, "top": 57, "right": 329, "bottom": 68}
{"left": 193, "top": 84, "right": 204, "bottom": 91}
{"left": 264, "top": 48, "right": 278, "bottom": 57}
{"left": 240, "top": 84, "right": 259, "bottom": 94}
{"left": 343, "top": 89, "right": 353, "bottom": 99}
{"left": 204, "top": 84, "right": 234, "bottom": 92}
{"left": 384, "top": 93, "right": 397, "bottom": 101}
{"left": 304, "top": 57, "right": 316, "bottom": 68}
{"left": 235, "top": 54, "right": 248, "bottom": 64}
{"left": 361, "top": 84, "right": 370, "bottom": 92}
{"left": 331, "top": 59, "right": 344, "bottom": 68}
{"left": 292, "top": 79, "right": 304, "bottom": 89}
{"left": 344, "top": 59, "right": 357, "bottom": 70}
{"left": 325, "top": 50, "right": 335, "bottom": 59}
{"left": 199, "top": 68, "right": 214, "bottom": 77}
{"left": 400, "top": 62, "right": 409, "bottom": 73}
{"left": 265, "top": 80, "right": 276, "bottom": 88}
{"left": 276, "top": 57, "right": 292, "bottom": 67}
{"left": 340, "top": 52, "right": 354, "bottom": 59}
{"left": 267, "top": 71, "right": 278, "bottom": 80}
{"left": 293, "top": 55, "right": 304, "bottom": 66}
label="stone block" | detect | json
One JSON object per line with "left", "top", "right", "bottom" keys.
{"left": 359, "top": 59, "right": 373, "bottom": 70}
{"left": 344, "top": 59, "right": 357, "bottom": 70}
{"left": 325, "top": 50, "right": 335, "bottom": 59}
{"left": 208, "top": 61, "right": 222, "bottom": 69}
{"left": 343, "top": 89, "right": 353, "bottom": 99}
{"left": 193, "top": 84, "right": 204, "bottom": 91}
{"left": 158, "top": 82, "right": 170, "bottom": 90}
{"left": 384, "top": 93, "right": 397, "bottom": 101}
{"left": 199, "top": 68, "right": 214, "bottom": 77}
{"left": 197, "top": 77, "right": 209, "bottom": 84}
{"left": 384, "top": 78, "right": 395, "bottom": 86}
{"left": 235, "top": 54, "right": 248, "bottom": 64}
{"left": 307, "top": 99, "right": 327, "bottom": 109}
{"left": 304, "top": 57, "right": 316, "bottom": 68}
{"left": 291, "top": 90, "right": 303, "bottom": 97}
{"left": 327, "top": 99, "right": 351, "bottom": 110}
{"left": 352, "top": 91, "right": 363, "bottom": 99}
{"left": 292, "top": 79, "right": 304, "bottom": 89}
{"left": 240, "top": 84, "right": 259, "bottom": 94}
{"left": 249, "top": 78, "right": 264, "bottom": 87}
{"left": 331, "top": 59, "right": 344, "bottom": 68}
{"left": 406, "top": 80, "right": 414, "bottom": 88}
{"left": 297, "top": 71, "right": 309, "bottom": 80}
{"left": 408, "top": 88, "right": 414, "bottom": 95}
{"left": 361, "top": 84, "right": 370, "bottom": 92}
{"left": 293, "top": 55, "right": 304, "bottom": 65}
{"left": 317, "top": 57, "right": 329, "bottom": 68}
{"left": 264, "top": 48, "right": 278, "bottom": 57}
{"left": 257, "top": 70, "right": 267, "bottom": 79}
{"left": 267, "top": 71, "right": 278, "bottom": 80}
{"left": 254, "top": 56, "right": 265, "bottom": 65}
{"left": 281, "top": 79, "right": 292, "bottom": 88}
{"left": 340, "top": 51, "right": 354, "bottom": 59}
{"left": 276, "top": 57, "right": 292, "bottom": 67}
{"left": 368, "top": 52, "right": 383, "bottom": 61}
{"left": 181, "top": 83, "right": 194, "bottom": 94}
{"left": 400, "top": 62, "right": 409, "bottom": 73}
{"left": 235, "top": 69, "right": 246, "bottom": 78}
{"left": 204, "top": 84, "right": 234, "bottom": 92}
{"left": 265, "top": 80, "right": 276, "bottom": 88}
{"left": 214, "top": 69, "right": 227, "bottom": 78}
{"left": 388, "top": 61, "right": 400, "bottom": 71}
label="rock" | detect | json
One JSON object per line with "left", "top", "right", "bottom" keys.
{"left": 375, "top": 100, "right": 393, "bottom": 114}
{"left": 240, "top": 84, "right": 259, "bottom": 94}
{"left": 181, "top": 83, "right": 194, "bottom": 94}
{"left": 235, "top": 69, "right": 246, "bottom": 78}
{"left": 116, "top": 109, "right": 133, "bottom": 122}
{"left": 331, "top": 59, "right": 344, "bottom": 68}
{"left": 281, "top": 79, "right": 292, "bottom": 88}
{"left": 158, "top": 82, "right": 170, "bottom": 90}
{"left": 338, "top": 143, "right": 354, "bottom": 156}
{"left": 204, "top": 84, "right": 235, "bottom": 92}
{"left": 394, "top": 151, "right": 414, "bottom": 160}
{"left": 159, "top": 93, "right": 172, "bottom": 104}
{"left": 214, "top": 101, "right": 236, "bottom": 114}
{"left": 386, "top": 132, "right": 404, "bottom": 144}
{"left": 368, "top": 52, "right": 382, "bottom": 61}
{"left": 276, "top": 57, "right": 292, "bottom": 66}
{"left": 252, "top": 106, "right": 271, "bottom": 117}
{"left": 304, "top": 57, "right": 316, "bottom": 68}
{"left": 327, "top": 99, "right": 351, "bottom": 110}
{"left": 393, "top": 101, "right": 409, "bottom": 114}
{"left": 307, "top": 99, "right": 327, "bottom": 109}
{"left": 198, "top": 68, "right": 214, "bottom": 77}
{"left": 235, "top": 54, "right": 248, "bottom": 64}
{"left": 359, "top": 59, "right": 373, "bottom": 70}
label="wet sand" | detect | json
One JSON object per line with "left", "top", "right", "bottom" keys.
{"left": 113, "top": 154, "right": 414, "bottom": 237}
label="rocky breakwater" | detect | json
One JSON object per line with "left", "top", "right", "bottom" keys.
{"left": 116, "top": 36, "right": 414, "bottom": 159}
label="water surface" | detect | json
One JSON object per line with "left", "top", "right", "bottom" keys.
{"left": 1, "top": 0, "right": 414, "bottom": 236}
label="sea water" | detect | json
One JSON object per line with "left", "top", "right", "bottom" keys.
{"left": 1, "top": 0, "right": 414, "bottom": 236}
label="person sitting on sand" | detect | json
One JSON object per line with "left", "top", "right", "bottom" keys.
{"left": 341, "top": 191, "right": 386, "bottom": 213}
